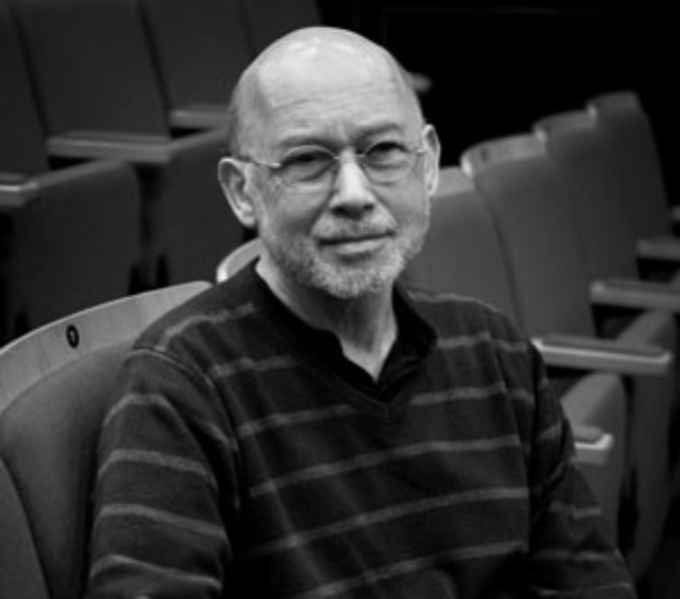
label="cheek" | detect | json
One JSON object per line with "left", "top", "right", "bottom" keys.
{"left": 258, "top": 196, "right": 325, "bottom": 238}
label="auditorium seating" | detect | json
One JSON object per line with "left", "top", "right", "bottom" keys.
{"left": 587, "top": 91, "right": 680, "bottom": 275}
{"left": 461, "top": 133, "right": 677, "bottom": 580}
{"left": 6, "top": 0, "right": 245, "bottom": 286}
{"left": 0, "top": 281, "right": 211, "bottom": 599}
{"left": 236, "top": 0, "right": 322, "bottom": 53}
{"left": 134, "top": 0, "right": 254, "bottom": 130}
{"left": 0, "top": 0, "right": 143, "bottom": 343}
{"left": 534, "top": 110, "right": 680, "bottom": 299}
{"left": 215, "top": 236, "right": 262, "bottom": 282}
{"left": 587, "top": 91, "right": 675, "bottom": 242}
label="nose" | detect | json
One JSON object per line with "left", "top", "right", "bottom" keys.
{"left": 329, "top": 155, "right": 377, "bottom": 215}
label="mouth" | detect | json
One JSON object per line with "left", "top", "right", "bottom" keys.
{"left": 320, "top": 233, "right": 393, "bottom": 257}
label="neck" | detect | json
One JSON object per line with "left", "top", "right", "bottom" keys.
{"left": 257, "top": 259, "right": 398, "bottom": 379}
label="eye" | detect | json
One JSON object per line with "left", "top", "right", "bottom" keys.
{"left": 365, "top": 141, "right": 409, "bottom": 165}
{"left": 282, "top": 148, "right": 331, "bottom": 168}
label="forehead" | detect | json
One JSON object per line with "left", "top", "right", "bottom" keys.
{"left": 245, "top": 36, "right": 419, "bottom": 148}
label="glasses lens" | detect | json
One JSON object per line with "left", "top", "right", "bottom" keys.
{"left": 279, "top": 149, "right": 336, "bottom": 186}
{"left": 363, "top": 142, "right": 419, "bottom": 184}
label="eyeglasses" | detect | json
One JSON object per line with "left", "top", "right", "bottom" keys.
{"left": 237, "top": 138, "right": 427, "bottom": 193}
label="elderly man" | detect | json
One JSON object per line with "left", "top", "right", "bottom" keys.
{"left": 86, "top": 27, "right": 635, "bottom": 598}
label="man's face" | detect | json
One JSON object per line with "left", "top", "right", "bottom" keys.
{"left": 240, "top": 40, "right": 439, "bottom": 299}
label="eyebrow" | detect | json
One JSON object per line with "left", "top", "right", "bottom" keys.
{"left": 273, "top": 122, "right": 410, "bottom": 154}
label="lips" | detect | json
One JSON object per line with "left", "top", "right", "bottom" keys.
{"left": 321, "top": 232, "right": 391, "bottom": 245}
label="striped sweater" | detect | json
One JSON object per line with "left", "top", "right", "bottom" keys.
{"left": 86, "top": 265, "right": 635, "bottom": 598}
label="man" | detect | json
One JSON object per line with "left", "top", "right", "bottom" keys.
{"left": 86, "top": 27, "right": 635, "bottom": 598}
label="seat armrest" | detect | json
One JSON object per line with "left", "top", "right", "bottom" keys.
{"left": 636, "top": 235, "right": 680, "bottom": 263}
{"left": 589, "top": 277, "right": 680, "bottom": 313}
{"left": 532, "top": 333, "right": 672, "bottom": 376}
{"left": 170, "top": 103, "right": 227, "bottom": 130}
{"left": 571, "top": 424, "right": 614, "bottom": 466}
{"left": 0, "top": 174, "right": 39, "bottom": 208}
{"left": 47, "top": 128, "right": 228, "bottom": 166}
{"left": 48, "top": 131, "right": 174, "bottom": 165}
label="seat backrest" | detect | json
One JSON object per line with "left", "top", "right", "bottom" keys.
{"left": 0, "top": 457, "right": 49, "bottom": 599}
{"left": 587, "top": 90, "right": 671, "bottom": 239}
{"left": 10, "top": 0, "right": 169, "bottom": 136}
{"left": 533, "top": 110, "right": 639, "bottom": 282}
{"left": 136, "top": 0, "right": 253, "bottom": 109}
{"left": 0, "top": 281, "right": 211, "bottom": 599}
{"left": 236, "top": 0, "right": 321, "bottom": 53}
{"left": 401, "top": 166, "right": 521, "bottom": 325}
{"left": 216, "top": 236, "right": 262, "bottom": 282}
{"left": 461, "top": 133, "right": 596, "bottom": 338}
{"left": 0, "top": 0, "right": 49, "bottom": 175}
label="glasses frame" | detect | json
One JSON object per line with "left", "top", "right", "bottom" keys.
{"left": 233, "top": 128, "right": 430, "bottom": 192}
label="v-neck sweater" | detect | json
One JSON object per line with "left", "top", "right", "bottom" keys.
{"left": 87, "top": 264, "right": 634, "bottom": 598}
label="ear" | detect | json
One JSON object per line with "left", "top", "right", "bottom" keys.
{"left": 217, "top": 157, "right": 258, "bottom": 229}
{"left": 422, "top": 124, "right": 441, "bottom": 197}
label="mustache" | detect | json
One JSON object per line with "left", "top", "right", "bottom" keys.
{"left": 314, "top": 216, "right": 398, "bottom": 241}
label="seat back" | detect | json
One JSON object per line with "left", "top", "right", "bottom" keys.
{"left": 401, "top": 166, "right": 521, "bottom": 325}
{"left": 0, "top": 0, "right": 48, "bottom": 175}
{"left": 461, "top": 133, "right": 596, "bottom": 338}
{"left": 216, "top": 236, "right": 262, "bottom": 282}
{"left": 587, "top": 90, "right": 671, "bottom": 239}
{"left": 0, "top": 281, "right": 211, "bottom": 599}
{"left": 10, "top": 0, "right": 169, "bottom": 136}
{"left": 136, "top": 0, "right": 253, "bottom": 113}
{"left": 403, "top": 168, "right": 627, "bottom": 539}
{"left": 237, "top": 0, "right": 321, "bottom": 52}
{"left": 462, "top": 131, "right": 677, "bottom": 579}
{"left": 534, "top": 110, "right": 639, "bottom": 281}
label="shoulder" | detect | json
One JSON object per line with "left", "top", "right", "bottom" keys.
{"left": 133, "top": 265, "right": 264, "bottom": 362}
{"left": 405, "top": 287, "right": 524, "bottom": 342}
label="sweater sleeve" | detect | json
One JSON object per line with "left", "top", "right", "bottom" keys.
{"left": 523, "top": 344, "right": 637, "bottom": 598}
{"left": 86, "top": 348, "right": 241, "bottom": 599}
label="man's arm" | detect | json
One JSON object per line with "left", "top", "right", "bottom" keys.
{"left": 86, "top": 348, "right": 240, "bottom": 598}
{"left": 524, "top": 345, "right": 637, "bottom": 598}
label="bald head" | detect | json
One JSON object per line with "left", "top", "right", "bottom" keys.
{"left": 225, "top": 27, "right": 423, "bottom": 155}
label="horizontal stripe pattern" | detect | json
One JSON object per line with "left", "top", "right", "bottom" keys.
{"left": 97, "top": 449, "right": 217, "bottom": 488}
{"left": 249, "top": 487, "right": 529, "bottom": 558}
{"left": 249, "top": 435, "right": 522, "bottom": 499}
{"left": 96, "top": 504, "right": 228, "bottom": 542}
{"left": 90, "top": 554, "right": 222, "bottom": 592}
{"left": 87, "top": 272, "right": 634, "bottom": 597}
{"left": 290, "top": 541, "right": 527, "bottom": 599}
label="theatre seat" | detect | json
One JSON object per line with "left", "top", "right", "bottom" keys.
{"left": 215, "top": 237, "right": 262, "bottom": 282}
{"left": 587, "top": 91, "right": 680, "bottom": 276}
{"left": 461, "top": 135, "right": 677, "bottom": 580}
{"left": 7, "top": 0, "right": 245, "bottom": 286}
{"left": 402, "top": 166, "right": 642, "bottom": 542}
{"left": 134, "top": 0, "right": 254, "bottom": 130}
{"left": 587, "top": 91, "right": 674, "bottom": 241}
{"left": 236, "top": 0, "right": 321, "bottom": 53}
{"left": 0, "top": 281, "right": 211, "bottom": 599}
{"left": 0, "top": 0, "right": 143, "bottom": 343}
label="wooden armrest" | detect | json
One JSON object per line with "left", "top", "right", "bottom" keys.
{"left": 636, "top": 235, "right": 680, "bottom": 263}
{"left": 589, "top": 277, "right": 680, "bottom": 313}
{"left": 532, "top": 333, "right": 672, "bottom": 376}
{"left": 47, "top": 131, "right": 174, "bottom": 165}
{"left": 572, "top": 425, "right": 614, "bottom": 466}
{"left": 170, "top": 103, "right": 227, "bottom": 130}
{"left": 0, "top": 174, "right": 39, "bottom": 208}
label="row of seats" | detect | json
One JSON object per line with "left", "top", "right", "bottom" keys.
{"left": 405, "top": 90, "right": 679, "bottom": 585}
{"left": 217, "top": 90, "right": 679, "bottom": 587}
{"left": 0, "top": 0, "right": 321, "bottom": 343}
